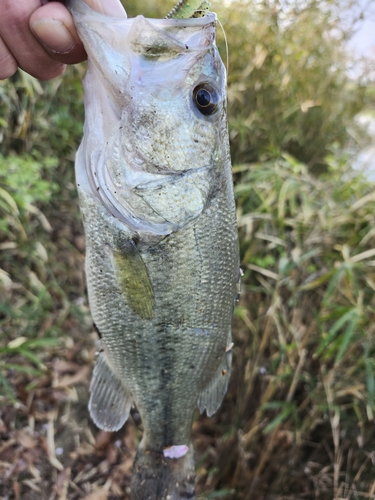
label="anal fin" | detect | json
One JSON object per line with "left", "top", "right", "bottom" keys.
{"left": 197, "top": 340, "right": 232, "bottom": 417}
{"left": 89, "top": 352, "right": 133, "bottom": 431}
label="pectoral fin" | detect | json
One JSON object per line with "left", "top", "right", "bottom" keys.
{"left": 197, "top": 341, "right": 232, "bottom": 417}
{"left": 89, "top": 352, "right": 133, "bottom": 431}
{"left": 111, "top": 240, "right": 154, "bottom": 320}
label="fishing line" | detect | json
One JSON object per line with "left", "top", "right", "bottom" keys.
{"left": 216, "top": 16, "right": 229, "bottom": 74}
{"left": 189, "top": 8, "right": 229, "bottom": 73}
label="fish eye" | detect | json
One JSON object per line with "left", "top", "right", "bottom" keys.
{"left": 193, "top": 84, "right": 219, "bottom": 116}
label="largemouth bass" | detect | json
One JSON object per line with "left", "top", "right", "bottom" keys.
{"left": 67, "top": 1, "right": 240, "bottom": 498}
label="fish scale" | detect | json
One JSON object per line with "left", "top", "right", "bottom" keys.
{"left": 67, "top": 0, "right": 239, "bottom": 498}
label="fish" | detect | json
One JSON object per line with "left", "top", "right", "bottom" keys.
{"left": 66, "top": 0, "right": 240, "bottom": 498}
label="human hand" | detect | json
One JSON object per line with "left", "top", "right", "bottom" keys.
{"left": 0, "top": 0, "right": 126, "bottom": 81}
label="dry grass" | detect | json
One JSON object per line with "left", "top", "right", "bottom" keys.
{"left": 194, "top": 154, "right": 375, "bottom": 499}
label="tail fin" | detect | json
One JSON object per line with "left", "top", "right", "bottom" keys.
{"left": 130, "top": 444, "right": 195, "bottom": 500}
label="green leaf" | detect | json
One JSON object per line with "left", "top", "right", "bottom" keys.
{"left": 316, "top": 308, "right": 358, "bottom": 358}
{"left": 0, "top": 363, "right": 43, "bottom": 376}
{"left": 0, "top": 372, "right": 16, "bottom": 401}
{"left": 335, "top": 313, "right": 359, "bottom": 364}
{"left": 203, "top": 490, "right": 236, "bottom": 499}
{"left": 263, "top": 407, "right": 294, "bottom": 434}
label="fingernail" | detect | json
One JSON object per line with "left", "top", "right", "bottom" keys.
{"left": 31, "top": 19, "right": 76, "bottom": 54}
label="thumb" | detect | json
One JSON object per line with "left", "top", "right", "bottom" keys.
{"left": 30, "top": 0, "right": 126, "bottom": 65}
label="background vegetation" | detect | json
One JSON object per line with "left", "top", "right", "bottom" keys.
{"left": 1, "top": 0, "right": 375, "bottom": 498}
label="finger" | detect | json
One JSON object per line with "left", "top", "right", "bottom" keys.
{"left": 0, "top": 35, "right": 18, "bottom": 80}
{"left": 30, "top": 0, "right": 127, "bottom": 65}
{"left": 30, "top": 2, "right": 86, "bottom": 65}
{"left": 0, "top": 0, "right": 65, "bottom": 80}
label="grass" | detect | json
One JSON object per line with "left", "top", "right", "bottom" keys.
{"left": 211, "top": 152, "right": 375, "bottom": 498}
{"left": 0, "top": 67, "right": 88, "bottom": 403}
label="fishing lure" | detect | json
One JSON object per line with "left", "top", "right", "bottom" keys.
{"left": 166, "top": 0, "right": 211, "bottom": 19}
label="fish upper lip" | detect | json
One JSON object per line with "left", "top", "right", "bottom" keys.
{"left": 119, "top": 142, "right": 204, "bottom": 189}
{"left": 129, "top": 151, "right": 177, "bottom": 176}
{"left": 134, "top": 164, "right": 210, "bottom": 190}
{"left": 119, "top": 150, "right": 180, "bottom": 191}
{"left": 120, "top": 129, "right": 187, "bottom": 181}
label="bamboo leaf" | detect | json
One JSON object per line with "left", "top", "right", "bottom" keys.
{"left": 316, "top": 308, "right": 358, "bottom": 357}
{"left": 334, "top": 313, "right": 359, "bottom": 364}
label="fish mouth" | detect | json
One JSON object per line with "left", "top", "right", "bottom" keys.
{"left": 86, "top": 149, "right": 176, "bottom": 235}
{"left": 120, "top": 143, "right": 182, "bottom": 181}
